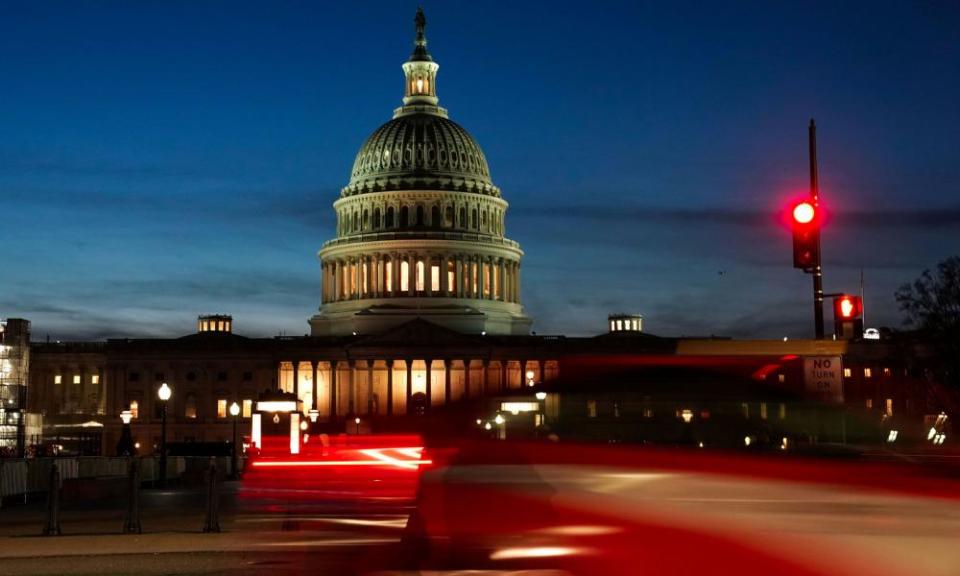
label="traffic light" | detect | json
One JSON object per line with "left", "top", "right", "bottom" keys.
{"left": 833, "top": 294, "right": 863, "bottom": 339}
{"left": 791, "top": 200, "right": 820, "bottom": 271}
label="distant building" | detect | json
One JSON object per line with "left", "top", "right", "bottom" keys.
{"left": 0, "top": 318, "right": 31, "bottom": 456}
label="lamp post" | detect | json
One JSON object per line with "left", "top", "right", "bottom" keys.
{"left": 118, "top": 410, "right": 134, "bottom": 456}
{"left": 157, "top": 382, "right": 171, "bottom": 489}
{"left": 354, "top": 416, "right": 361, "bottom": 435}
{"left": 229, "top": 401, "right": 240, "bottom": 480}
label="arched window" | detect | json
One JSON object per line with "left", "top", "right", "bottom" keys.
{"left": 459, "top": 207, "right": 466, "bottom": 228}
{"left": 400, "top": 260, "right": 410, "bottom": 292}
{"left": 352, "top": 212, "right": 358, "bottom": 232}
{"left": 415, "top": 260, "right": 425, "bottom": 292}
{"left": 472, "top": 208, "right": 478, "bottom": 229}
{"left": 416, "top": 205, "right": 425, "bottom": 227}
{"left": 445, "top": 206, "right": 454, "bottom": 227}
{"left": 481, "top": 211, "right": 487, "bottom": 231}
{"left": 363, "top": 209, "right": 370, "bottom": 230}
{"left": 373, "top": 208, "right": 381, "bottom": 230}
{"left": 386, "top": 207, "right": 395, "bottom": 228}
{"left": 400, "top": 206, "right": 409, "bottom": 227}
{"left": 431, "top": 205, "right": 441, "bottom": 228}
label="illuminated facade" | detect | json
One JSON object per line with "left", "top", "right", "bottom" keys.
{"left": 310, "top": 8, "right": 531, "bottom": 337}
{"left": 0, "top": 318, "right": 31, "bottom": 456}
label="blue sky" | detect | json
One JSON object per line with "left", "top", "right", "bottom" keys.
{"left": 1, "top": 1, "right": 958, "bottom": 340}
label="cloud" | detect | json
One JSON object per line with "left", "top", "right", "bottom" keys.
{"left": 510, "top": 202, "right": 960, "bottom": 229}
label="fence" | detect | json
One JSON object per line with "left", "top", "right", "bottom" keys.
{"left": 0, "top": 456, "right": 242, "bottom": 505}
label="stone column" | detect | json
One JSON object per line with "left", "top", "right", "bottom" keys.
{"left": 311, "top": 361, "right": 318, "bottom": 410}
{"left": 424, "top": 358, "right": 433, "bottom": 411}
{"left": 440, "top": 254, "right": 449, "bottom": 296}
{"left": 392, "top": 254, "right": 400, "bottom": 296}
{"left": 426, "top": 256, "right": 433, "bottom": 297}
{"left": 386, "top": 360, "right": 394, "bottom": 416}
{"left": 497, "top": 258, "right": 508, "bottom": 302}
{"left": 405, "top": 360, "right": 413, "bottom": 414}
{"left": 408, "top": 254, "right": 416, "bottom": 296}
{"left": 292, "top": 361, "right": 299, "bottom": 397}
{"left": 367, "top": 361, "right": 374, "bottom": 414}
{"left": 348, "top": 360, "right": 356, "bottom": 415}
{"left": 482, "top": 360, "right": 490, "bottom": 397}
{"left": 330, "top": 361, "right": 338, "bottom": 420}
{"left": 443, "top": 359, "right": 451, "bottom": 405}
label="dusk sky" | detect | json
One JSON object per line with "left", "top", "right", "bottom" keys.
{"left": 2, "top": 1, "right": 958, "bottom": 340}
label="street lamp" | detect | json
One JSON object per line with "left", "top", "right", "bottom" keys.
{"left": 525, "top": 370, "right": 535, "bottom": 387}
{"left": 157, "top": 382, "right": 171, "bottom": 489}
{"left": 229, "top": 401, "right": 240, "bottom": 480}
{"left": 118, "top": 410, "right": 134, "bottom": 456}
{"left": 354, "top": 416, "right": 361, "bottom": 435}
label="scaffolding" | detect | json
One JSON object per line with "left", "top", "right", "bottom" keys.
{"left": 0, "top": 318, "right": 30, "bottom": 457}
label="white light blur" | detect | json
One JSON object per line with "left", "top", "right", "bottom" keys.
{"left": 251, "top": 413, "right": 262, "bottom": 448}
{"left": 490, "top": 546, "right": 587, "bottom": 560}
{"left": 535, "top": 391, "right": 547, "bottom": 401}
{"left": 494, "top": 414, "right": 505, "bottom": 425}
{"left": 680, "top": 409, "right": 693, "bottom": 423}
{"left": 257, "top": 400, "right": 298, "bottom": 413}
{"left": 484, "top": 422, "right": 492, "bottom": 430}
{"left": 928, "top": 427, "right": 937, "bottom": 441}
{"left": 157, "top": 382, "right": 172, "bottom": 401}
{"left": 744, "top": 436, "right": 752, "bottom": 446}
{"left": 887, "top": 430, "right": 898, "bottom": 443}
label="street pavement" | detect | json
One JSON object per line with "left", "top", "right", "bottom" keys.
{"left": 0, "top": 483, "right": 412, "bottom": 576}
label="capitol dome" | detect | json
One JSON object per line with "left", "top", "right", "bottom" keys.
{"left": 344, "top": 114, "right": 498, "bottom": 197}
{"left": 309, "top": 8, "right": 531, "bottom": 337}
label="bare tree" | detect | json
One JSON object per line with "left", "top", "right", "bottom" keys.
{"left": 896, "top": 256, "right": 960, "bottom": 386}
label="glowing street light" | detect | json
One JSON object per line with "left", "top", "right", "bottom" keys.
{"left": 229, "top": 401, "right": 240, "bottom": 479}
{"left": 157, "top": 382, "right": 172, "bottom": 488}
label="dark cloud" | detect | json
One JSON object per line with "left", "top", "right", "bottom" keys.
{"left": 510, "top": 202, "right": 960, "bottom": 229}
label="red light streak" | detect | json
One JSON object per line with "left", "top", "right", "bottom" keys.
{"left": 250, "top": 446, "right": 430, "bottom": 470}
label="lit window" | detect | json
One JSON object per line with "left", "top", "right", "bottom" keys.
{"left": 643, "top": 407, "right": 654, "bottom": 418}
{"left": 54, "top": 375, "right": 62, "bottom": 385}
{"left": 400, "top": 261, "right": 410, "bottom": 292}
{"left": 242, "top": 399, "right": 253, "bottom": 418}
{"left": 779, "top": 403, "right": 787, "bottom": 419}
{"left": 760, "top": 403, "right": 768, "bottom": 420}
{"left": 866, "top": 398, "right": 873, "bottom": 409}
{"left": 416, "top": 260, "right": 425, "bottom": 291}
{"left": 843, "top": 368, "right": 852, "bottom": 378}
{"left": 885, "top": 398, "right": 893, "bottom": 417}
{"left": 362, "top": 262, "right": 368, "bottom": 294}
{"left": 129, "top": 400, "right": 139, "bottom": 419}
{"left": 91, "top": 374, "right": 99, "bottom": 385}
{"left": 616, "top": 320, "right": 623, "bottom": 331}
{"left": 431, "top": 264, "right": 441, "bottom": 292}
{"left": 386, "top": 263, "right": 393, "bottom": 292}
{"left": 587, "top": 399, "right": 597, "bottom": 418}
{"left": 73, "top": 375, "right": 81, "bottom": 385}
{"left": 864, "top": 368, "right": 873, "bottom": 378}
{"left": 741, "top": 402, "right": 750, "bottom": 419}
{"left": 416, "top": 77, "right": 424, "bottom": 92}
{"left": 217, "top": 399, "right": 227, "bottom": 419}
{"left": 778, "top": 374, "right": 786, "bottom": 383}
{"left": 610, "top": 321, "right": 615, "bottom": 332}
{"left": 185, "top": 394, "right": 198, "bottom": 419}
{"left": 883, "top": 367, "right": 891, "bottom": 376}
{"left": 447, "top": 261, "right": 455, "bottom": 292}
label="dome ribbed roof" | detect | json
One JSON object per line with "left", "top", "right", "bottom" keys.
{"left": 342, "top": 113, "right": 498, "bottom": 197}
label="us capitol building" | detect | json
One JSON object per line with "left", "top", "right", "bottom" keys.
{"left": 311, "top": 8, "right": 530, "bottom": 337}
{"left": 8, "top": 11, "right": 904, "bottom": 456}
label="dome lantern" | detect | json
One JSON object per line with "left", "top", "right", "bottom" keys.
{"left": 399, "top": 8, "right": 442, "bottom": 115}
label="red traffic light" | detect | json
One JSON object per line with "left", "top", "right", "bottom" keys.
{"left": 833, "top": 295, "right": 862, "bottom": 320}
{"left": 789, "top": 199, "right": 821, "bottom": 271}
{"left": 792, "top": 201, "right": 816, "bottom": 225}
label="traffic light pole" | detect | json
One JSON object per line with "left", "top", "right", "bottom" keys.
{"left": 809, "top": 119, "right": 825, "bottom": 339}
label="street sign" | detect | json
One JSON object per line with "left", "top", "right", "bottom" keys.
{"left": 803, "top": 356, "right": 844, "bottom": 404}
